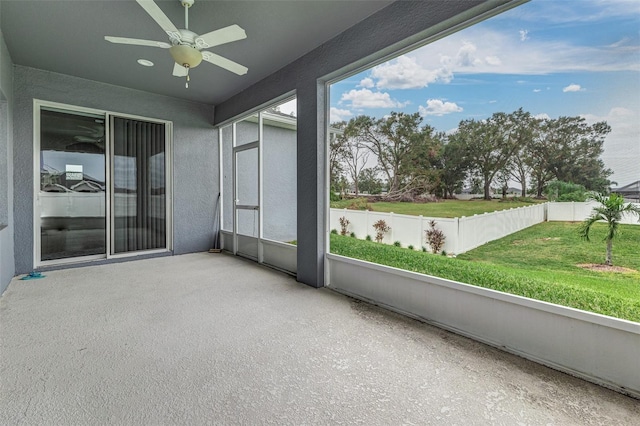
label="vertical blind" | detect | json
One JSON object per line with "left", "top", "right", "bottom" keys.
{"left": 112, "top": 117, "right": 166, "bottom": 253}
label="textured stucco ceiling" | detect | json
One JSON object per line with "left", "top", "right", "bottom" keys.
{"left": 1, "top": 0, "right": 394, "bottom": 105}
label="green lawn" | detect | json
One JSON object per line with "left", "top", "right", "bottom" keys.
{"left": 331, "top": 197, "right": 541, "bottom": 218}
{"left": 329, "top": 222, "right": 640, "bottom": 322}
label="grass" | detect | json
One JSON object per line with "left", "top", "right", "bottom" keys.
{"left": 329, "top": 222, "right": 640, "bottom": 322}
{"left": 331, "top": 197, "right": 541, "bottom": 218}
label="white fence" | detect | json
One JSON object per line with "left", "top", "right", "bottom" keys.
{"left": 547, "top": 201, "right": 640, "bottom": 224}
{"left": 330, "top": 201, "right": 639, "bottom": 255}
{"left": 330, "top": 203, "right": 546, "bottom": 254}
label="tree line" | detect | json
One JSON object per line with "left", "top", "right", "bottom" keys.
{"left": 330, "top": 108, "right": 613, "bottom": 201}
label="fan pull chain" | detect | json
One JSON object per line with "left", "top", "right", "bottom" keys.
{"left": 185, "top": 65, "right": 190, "bottom": 88}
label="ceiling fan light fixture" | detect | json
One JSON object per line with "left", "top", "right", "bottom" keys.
{"left": 169, "top": 44, "right": 202, "bottom": 68}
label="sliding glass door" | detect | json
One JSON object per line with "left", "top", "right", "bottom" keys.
{"left": 35, "top": 101, "right": 172, "bottom": 266}
{"left": 39, "top": 109, "right": 106, "bottom": 261}
{"left": 112, "top": 117, "right": 167, "bottom": 253}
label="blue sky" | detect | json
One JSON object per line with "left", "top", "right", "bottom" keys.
{"left": 325, "top": 0, "right": 640, "bottom": 187}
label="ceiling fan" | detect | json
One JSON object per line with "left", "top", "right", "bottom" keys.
{"left": 105, "top": 0, "right": 248, "bottom": 88}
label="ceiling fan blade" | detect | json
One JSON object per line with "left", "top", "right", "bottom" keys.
{"left": 136, "top": 0, "right": 181, "bottom": 40}
{"left": 172, "top": 63, "right": 188, "bottom": 77}
{"left": 105, "top": 36, "right": 171, "bottom": 48}
{"left": 202, "top": 51, "right": 248, "bottom": 75}
{"left": 195, "top": 25, "right": 247, "bottom": 49}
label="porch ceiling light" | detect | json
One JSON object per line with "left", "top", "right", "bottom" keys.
{"left": 169, "top": 45, "right": 203, "bottom": 69}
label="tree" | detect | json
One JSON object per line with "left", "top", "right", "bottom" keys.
{"left": 494, "top": 167, "right": 511, "bottom": 199}
{"left": 348, "top": 112, "right": 441, "bottom": 200}
{"left": 454, "top": 109, "right": 530, "bottom": 200}
{"left": 434, "top": 137, "right": 469, "bottom": 198}
{"left": 579, "top": 193, "right": 640, "bottom": 266}
{"left": 545, "top": 117, "right": 612, "bottom": 192}
{"left": 339, "top": 119, "right": 371, "bottom": 196}
{"left": 328, "top": 124, "right": 348, "bottom": 196}
{"left": 527, "top": 116, "right": 612, "bottom": 197}
{"left": 526, "top": 118, "right": 556, "bottom": 197}
{"left": 357, "top": 168, "right": 383, "bottom": 194}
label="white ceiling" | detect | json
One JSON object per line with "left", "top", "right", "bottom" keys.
{"left": 1, "top": 0, "right": 394, "bottom": 105}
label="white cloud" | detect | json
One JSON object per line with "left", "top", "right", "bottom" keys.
{"left": 562, "top": 84, "right": 584, "bottom": 92}
{"left": 408, "top": 26, "right": 639, "bottom": 76}
{"left": 418, "top": 99, "right": 463, "bottom": 117}
{"left": 330, "top": 107, "right": 353, "bottom": 123}
{"left": 519, "top": 29, "right": 529, "bottom": 41}
{"left": 533, "top": 89, "right": 541, "bottom": 93}
{"left": 455, "top": 41, "right": 483, "bottom": 67}
{"left": 340, "top": 89, "right": 406, "bottom": 109}
{"left": 534, "top": 113, "right": 550, "bottom": 120}
{"left": 485, "top": 56, "right": 502, "bottom": 66}
{"left": 488, "top": 100, "right": 497, "bottom": 104}
{"left": 370, "top": 55, "right": 451, "bottom": 89}
{"left": 359, "top": 77, "right": 374, "bottom": 88}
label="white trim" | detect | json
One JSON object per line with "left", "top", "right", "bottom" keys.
{"left": 218, "top": 126, "right": 224, "bottom": 237}
{"left": 257, "top": 111, "right": 264, "bottom": 264}
{"left": 38, "top": 254, "right": 105, "bottom": 268}
{"left": 108, "top": 248, "right": 171, "bottom": 259}
{"left": 33, "top": 100, "right": 106, "bottom": 268}
{"left": 323, "top": 80, "right": 331, "bottom": 287}
{"left": 232, "top": 122, "right": 238, "bottom": 255}
{"left": 107, "top": 113, "right": 174, "bottom": 255}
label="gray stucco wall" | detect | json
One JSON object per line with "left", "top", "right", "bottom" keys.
{"left": 0, "top": 23, "right": 15, "bottom": 294}
{"left": 12, "top": 66, "right": 216, "bottom": 274}
{"left": 263, "top": 124, "right": 296, "bottom": 242}
{"left": 214, "top": 0, "right": 510, "bottom": 287}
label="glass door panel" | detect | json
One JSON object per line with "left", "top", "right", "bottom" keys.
{"left": 235, "top": 146, "right": 259, "bottom": 259}
{"left": 112, "top": 117, "right": 166, "bottom": 253}
{"left": 39, "top": 109, "right": 106, "bottom": 261}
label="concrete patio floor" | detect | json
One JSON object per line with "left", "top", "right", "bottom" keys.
{"left": 1, "top": 253, "right": 638, "bottom": 425}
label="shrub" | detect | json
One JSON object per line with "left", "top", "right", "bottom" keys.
{"left": 339, "top": 216, "right": 350, "bottom": 236}
{"left": 425, "top": 220, "right": 446, "bottom": 253}
{"left": 408, "top": 245, "right": 414, "bottom": 250}
{"left": 350, "top": 232, "right": 356, "bottom": 238}
{"left": 365, "top": 235, "right": 372, "bottom": 241}
{"left": 347, "top": 198, "right": 372, "bottom": 211}
{"left": 393, "top": 241, "right": 401, "bottom": 247}
{"left": 330, "top": 229, "right": 338, "bottom": 235}
{"left": 545, "top": 181, "right": 587, "bottom": 202}
{"left": 422, "top": 246, "right": 427, "bottom": 252}
{"left": 372, "top": 219, "right": 391, "bottom": 243}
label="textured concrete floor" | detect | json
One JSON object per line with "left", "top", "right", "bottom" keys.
{"left": 1, "top": 253, "right": 638, "bottom": 425}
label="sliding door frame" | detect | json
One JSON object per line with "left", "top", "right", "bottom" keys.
{"left": 33, "top": 99, "right": 173, "bottom": 268}
{"left": 108, "top": 112, "right": 173, "bottom": 259}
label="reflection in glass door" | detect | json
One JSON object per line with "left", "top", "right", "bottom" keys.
{"left": 39, "top": 109, "right": 106, "bottom": 261}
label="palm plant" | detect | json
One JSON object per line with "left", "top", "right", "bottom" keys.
{"left": 579, "top": 193, "right": 640, "bottom": 266}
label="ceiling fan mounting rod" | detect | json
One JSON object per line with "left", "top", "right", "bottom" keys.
{"left": 182, "top": 0, "right": 194, "bottom": 30}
